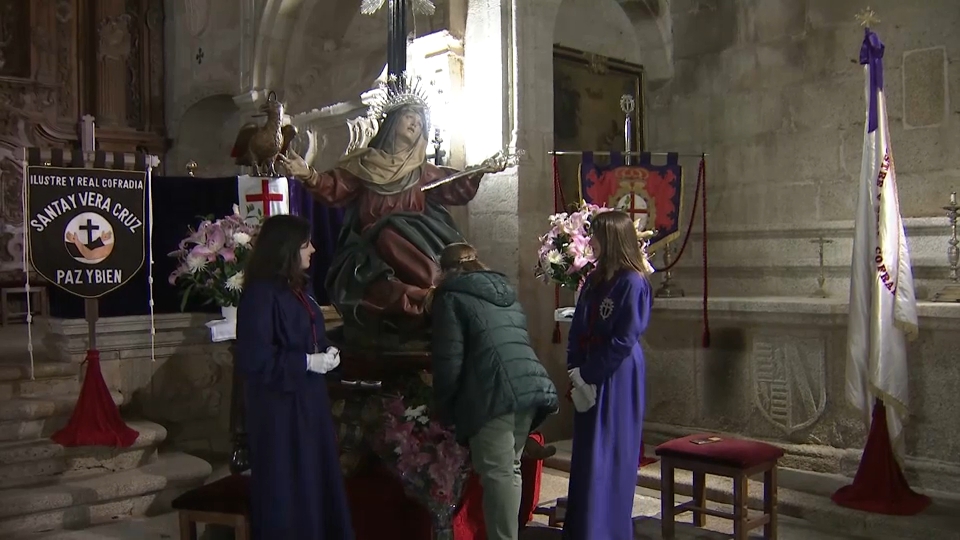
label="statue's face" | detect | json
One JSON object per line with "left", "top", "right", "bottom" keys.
{"left": 394, "top": 109, "right": 423, "bottom": 146}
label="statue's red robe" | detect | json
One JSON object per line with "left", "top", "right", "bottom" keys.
{"left": 303, "top": 163, "right": 482, "bottom": 319}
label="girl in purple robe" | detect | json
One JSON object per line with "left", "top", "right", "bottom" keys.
{"left": 236, "top": 215, "right": 354, "bottom": 540}
{"left": 562, "top": 210, "right": 653, "bottom": 540}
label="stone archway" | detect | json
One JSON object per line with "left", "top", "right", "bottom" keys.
{"left": 166, "top": 94, "right": 241, "bottom": 177}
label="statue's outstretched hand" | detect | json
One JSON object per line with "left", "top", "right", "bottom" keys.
{"left": 479, "top": 149, "right": 523, "bottom": 173}
{"left": 276, "top": 150, "right": 312, "bottom": 182}
{"left": 480, "top": 152, "right": 507, "bottom": 173}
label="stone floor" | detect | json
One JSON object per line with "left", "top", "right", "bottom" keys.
{"left": 22, "top": 467, "right": 871, "bottom": 539}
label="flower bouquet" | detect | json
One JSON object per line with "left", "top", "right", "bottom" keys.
{"left": 369, "top": 377, "right": 471, "bottom": 540}
{"left": 168, "top": 206, "right": 260, "bottom": 312}
{"left": 534, "top": 201, "right": 612, "bottom": 291}
{"left": 535, "top": 201, "right": 656, "bottom": 292}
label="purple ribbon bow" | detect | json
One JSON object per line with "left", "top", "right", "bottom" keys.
{"left": 859, "top": 28, "right": 885, "bottom": 133}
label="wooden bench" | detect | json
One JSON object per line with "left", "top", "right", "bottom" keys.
{"left": 171, "top": 474, "right": 251, "bottom": 540}
{"left": 655, "top": 434, "right": 784, "bottom": 540}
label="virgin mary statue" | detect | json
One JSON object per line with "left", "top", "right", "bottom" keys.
{"left": 278, "top": 79, "right": 507, "bottom": 348}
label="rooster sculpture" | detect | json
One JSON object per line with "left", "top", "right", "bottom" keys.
{"left": 230, "top": 91, "right": 298, "bottom": 177}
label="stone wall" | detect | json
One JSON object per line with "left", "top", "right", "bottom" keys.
{"left": 643, "top": 297, "right": 960, "bottom": 496}
{"left": 648, "top": 0, "right": 960, "bottom": 298}
{"left": 42, "top": 314, "right": 234, "bottom": 457}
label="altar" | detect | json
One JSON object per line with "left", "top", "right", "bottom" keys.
{"left": 639, "top": 295, "right": 960, "bottom": 496}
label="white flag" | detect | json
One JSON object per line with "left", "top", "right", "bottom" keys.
{"left": 237, "top": 175, "right": 291, "bottom": 221}
{"left": 846, "top": 30, "right": 918, "bottom": 452}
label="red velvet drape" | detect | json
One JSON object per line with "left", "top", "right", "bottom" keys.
{"left": 831, "top": 400, "right": 930, "bottom": 515}
{"left": 50, "top": 350, "right": 139, "bottom": 448}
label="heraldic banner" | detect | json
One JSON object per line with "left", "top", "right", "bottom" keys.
{"left": 580, "top": 151, "right": 683, "bottom": 253}
{"left": 26, "top": 164, "right": 147, "bottom": 298}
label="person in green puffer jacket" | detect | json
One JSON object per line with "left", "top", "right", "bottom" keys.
{"left": 430, "top": 242, "right": 560, "bottom": 540}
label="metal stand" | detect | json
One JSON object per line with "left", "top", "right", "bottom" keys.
{"left": 227, "top": 341, "right": 250, "bottom": 474}
{"left": 933, "top": 193, "right": 960, "bottom": 302}
{"left": 655, "top": 243, "right": 684, "bottom": 298}
{"left": 810, "top": 236, "right": 833, "bottom": 298}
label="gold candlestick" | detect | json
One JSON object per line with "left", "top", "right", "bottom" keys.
{"left": 810, "top": 236, "right": 833, "bottom": 298}
{"left": 186, "top": 160, "right": 198, "bottom": 177}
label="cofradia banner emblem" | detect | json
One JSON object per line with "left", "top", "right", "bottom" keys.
{"left": 580, "top": 151, "right": 683, "bottom": 253}
{"left": 26, "top": 166, "right": 147, "bottom": 298}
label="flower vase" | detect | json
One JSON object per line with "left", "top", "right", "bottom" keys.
{"left": 221, "top": 305, "right": 237, "bottom": 322}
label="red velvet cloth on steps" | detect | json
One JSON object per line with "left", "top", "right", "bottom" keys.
{"left": 50, "top": 349, "right": 139, "bottom": 448}
{"left": 831, "top": 400, "right": 931, "bottom": 516}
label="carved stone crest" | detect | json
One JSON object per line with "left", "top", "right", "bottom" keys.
{"left": 751, "top": 336, "right": 826, "bottom": 434}
{"left": 98, "top": 14, "right": 132, "bottom": 60}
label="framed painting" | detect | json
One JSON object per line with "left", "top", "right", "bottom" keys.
{"left": 552, "top": 45, "right": 645, "bottom": 210}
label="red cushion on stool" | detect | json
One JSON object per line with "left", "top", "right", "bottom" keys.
{"left": 171, "top": 474, "right": 250, "bottom": 516}
{"left": 655, "top": 434, "right": 784, "bottom": 468}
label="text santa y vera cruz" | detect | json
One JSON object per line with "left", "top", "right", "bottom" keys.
{"left": 28, "top": 182, "right": 144, "bottom": 234}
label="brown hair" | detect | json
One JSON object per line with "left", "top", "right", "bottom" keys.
{"left": 591, "top": 210, "right": 650, "bottom": 282}
{"left": 439, "top": 243, "right": 488, "bottom": 279}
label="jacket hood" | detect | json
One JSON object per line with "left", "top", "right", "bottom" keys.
{"left": 440, "top": 271, "right": 516, "bottom": 307}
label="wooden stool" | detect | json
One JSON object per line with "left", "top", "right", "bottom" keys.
{"left": 171, "top": 474, "right": 251, "bottom": 540}
{"left": 655, "top": 434, "right": 784, "bottom": 540}
{"left": 0, "top": 286, "right": 48, "bottom": 326}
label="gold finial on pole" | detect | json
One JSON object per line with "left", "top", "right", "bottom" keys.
{"left": 855, "top": 7, "right": 880, "bottom": 27}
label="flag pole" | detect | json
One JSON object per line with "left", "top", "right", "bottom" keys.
{"left": 830, "top": 10, "right": 929, "bottom": 516}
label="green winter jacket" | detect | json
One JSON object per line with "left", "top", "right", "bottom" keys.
{"left": 431, "top": 270, "right": 560, "bottom": 442}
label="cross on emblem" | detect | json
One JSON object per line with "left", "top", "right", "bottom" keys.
{"left": 599, "top": 297, "right": 615, "bottom": 320}
{"left": 196, "top": 48, "right": 204, "bottom": 64}
{"left": 78, "top": 218, "right": 99, "bottom": 244}
{"left": 245, "top": 179, "right": 284, "bottom": 217}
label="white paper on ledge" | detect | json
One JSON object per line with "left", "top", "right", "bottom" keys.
{"left": 554, "top": 307, "right": 576, "bottom": 323}
{"left": 206, "top": 318, "right": 236, "bottom": 342}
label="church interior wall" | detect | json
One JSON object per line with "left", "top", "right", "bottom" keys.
{"left": 7, "top": 0, "right": 960, "bottom": 495}
{"left": 629, "top": 0, "right": 960, "bottom": 494}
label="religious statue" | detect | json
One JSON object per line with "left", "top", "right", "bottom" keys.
{"left": 278, "top": 75, "right": 513, "bottom": 348}
{"left": 231, "top": 91, "right": 299, "bottom": 177}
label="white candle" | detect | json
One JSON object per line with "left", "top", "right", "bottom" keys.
{"left": 952, "top": 192, "right": 957, "bottom": 205}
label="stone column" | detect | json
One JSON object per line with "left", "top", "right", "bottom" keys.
{"left": 462, "top": 0, "right": 520, "bottom": 282}
{"left": 514, "top": 0, "right": 567, "bottom": 440}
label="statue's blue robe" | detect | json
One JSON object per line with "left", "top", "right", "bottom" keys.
{"left": 562, "top": 271, "right": 652, "bottom": 540}
{"left": 237, "top": 280, "right": 354, "bottom": 540}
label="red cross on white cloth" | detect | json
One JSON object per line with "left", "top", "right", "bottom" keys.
{"left": 237, "top": 176, "right": 290, "bottom": 220}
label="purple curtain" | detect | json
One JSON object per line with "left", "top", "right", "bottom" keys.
{"left": 289, "top": 181, "right": 344, "bottom": 305}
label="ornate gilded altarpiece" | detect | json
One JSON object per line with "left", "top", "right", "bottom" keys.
{"left": 553, "top": 45, "right": 645, "bottom": 209}
{"left": 0, "top": 0, "right": 165, "bottom": 284}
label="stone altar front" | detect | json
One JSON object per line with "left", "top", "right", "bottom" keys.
{"left": 641, "top": 296, "right": 960, "bottom": 497}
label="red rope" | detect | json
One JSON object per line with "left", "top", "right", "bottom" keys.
{"left": 552, "top": 155, "right": 564, "bottom": 344}
{"left": 699, "top": 156, "right": 710, "bottom": 348}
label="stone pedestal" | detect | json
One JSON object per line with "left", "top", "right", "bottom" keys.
{"left": 643, "top": 296, "right": 960, "bottom": 496}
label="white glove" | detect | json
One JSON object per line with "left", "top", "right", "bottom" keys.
{"left": 568, "top": 368, "right": 597, "bottom": 413}
{"left": 306, "top": 347, "right": 340, "bottom": 374}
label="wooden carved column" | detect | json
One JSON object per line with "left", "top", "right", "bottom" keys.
{"left": 0, "top": 0, "right": 81, "bottom": 284}
{"left": 83, "top": 0, "right": 165, "bottom": 153}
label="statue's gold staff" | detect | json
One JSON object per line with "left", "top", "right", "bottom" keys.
{"left": 420, "top": 148, "right": 525, "bottom": 192}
